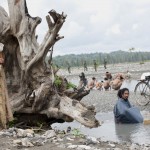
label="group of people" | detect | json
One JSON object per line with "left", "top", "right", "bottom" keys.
{"left": 77, "top": 72, "right": 143, "bottom": 124}
{"left": 78, "top": 71, "right": 131, "bottom": 91}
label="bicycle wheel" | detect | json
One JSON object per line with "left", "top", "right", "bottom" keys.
{"left": 134, "top": 81, "right": 150, "bottom": 106}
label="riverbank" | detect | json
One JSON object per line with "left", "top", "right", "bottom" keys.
{"left": 0, "top": 126, "right": 149, "bottom": 150}
{"left": 0, "top": 62, "right": 150, "bottom": 150}
{"left": 59, "top": 61, "right": 150, "bottom": 81}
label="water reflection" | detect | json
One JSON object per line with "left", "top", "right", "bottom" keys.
{"left": 115, "top": 123, "right": 140, "bottom": 142}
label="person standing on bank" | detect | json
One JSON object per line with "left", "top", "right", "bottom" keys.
{"left": 93, "top": 60, "right": 98, "bottom": 72}
{"left": 83, "top": 61, "right": 88, "bottom": 71}
{"left": 114, "top": 88, "right": 143, "bottom": 124}
{"left": 104, "top": 58, "right": 107, "bottom": 69}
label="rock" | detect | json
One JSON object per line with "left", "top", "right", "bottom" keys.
{"left": 142, "top": 147, "right": 150, "bottom": 150}
{"left": 108, "top": 143, "right": 116, "bottom": 148}
{"left": 57, "top": 144, "right": 66, "bottom": 148}
{"left": 130, "top": 143, "right": 140, "bottom": 150}
{"left": 7, "top": 127, "right": 16, "bottom": 133}
{"left": 144, "top": 144, "right": 150, "bottom": 147}
{"left": 16, "top": 129, "right": 34, "bottom": 138}
{"left": 55, "top": 142, "right": 59, "bottom": 145}
{"left": 57, "top": 138, "right": 63, "bottom": 142}
{"left": 85, "top": 136, "right": 99, "bottom": 145}
{"left": 16, "top": 129, "right": 26, "bottom": 137}
{"left": 30, "top": 136, "right": 47, "bottom": 146}
{"left": 13, "top": 139, "right": 22, "bottom": 145}
{"left": 78, "top": 138, "right": 86, "bottom": 144}
{"left": 21, "top": 138, "right": 34, "bottom": 147}
{"left": 26, "top": 133, "right": 34, "bottom": 138}
{"left": 114, "top": 148, "right": 122, "bottom": 150}
{"left": 0, "top": 131, "right": 13, "bottom": 136}
{"left": 66, "top": 143, "right": 72, "bottom": 145}
{"left": 24, "top": 129, "right": 34, "bottom": 137}
{"left": 12, "top": 131, "right": 17, "bottom": 137}
{"left": 67, "top": 145, "right": 78, "bottom": 149}
{"left": 66, "top": 137, "right": 74, "bottom": 141}
{"left": 77, "top": 145, "right": 91, "bottom": 150}
{"left": 42, "top": 130, "right": 56, "bottom": 139}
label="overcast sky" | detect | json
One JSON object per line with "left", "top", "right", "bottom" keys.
{"left": 1, "top": 0, "right": 150, "bottom": 56}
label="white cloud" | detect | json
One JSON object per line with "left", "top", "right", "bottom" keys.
{"left": 132, "top": 24, "right": 139, "bottom": 30}
{"left": 63, "top": 21, "right": 84, "bottom": 39}
{"left": 111, "top": 24, "right": 121, "bottom": 35}
{"left": 106, "top": 24, "right": 121, "bottom": 36}
{"left": 0, "top": 0, "right": 150, "bottom": 55}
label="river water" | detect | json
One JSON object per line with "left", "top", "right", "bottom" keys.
{"left": 52, "top": 79, "right": 150, "bottom": 144}
{"left": 52, "top": 112, "right": 150, "bottom": 145}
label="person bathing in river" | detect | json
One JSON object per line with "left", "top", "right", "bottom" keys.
{"left": 103, "top": 78, "right": 111, "bottom": 91}
{"left": 105, "top": 72, "right": 112, "bottom": 80}
{"left": 88, "top": 77, "right": 97, "bottom": 89}
{"left": 95, "top": 81, "right": 103, "bottom": 91}
{"left": 111, "top": 75, "right": 124, "bottom": 90}
{"left": 77, "top": 72, "right": 88, "bottom": 89}
{"left": 114, "top": 88, "right": 143, "bottom": 124}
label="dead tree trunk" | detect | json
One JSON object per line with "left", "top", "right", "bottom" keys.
{"left": 0, "top": 0, "right": 99, "bottom": 128}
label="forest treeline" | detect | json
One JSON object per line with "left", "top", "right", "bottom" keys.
{"left": 52, "top": 50, "right": 150, "bottom": 68}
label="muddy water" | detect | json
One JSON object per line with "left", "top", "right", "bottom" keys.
{"left": 52, "top": 112, "right": 150, "bottom": 144}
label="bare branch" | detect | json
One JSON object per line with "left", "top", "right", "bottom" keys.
{"left": 48, "top": 45, "right": 54, "bottom": 65}
{"left": 56, "top": 35, "right": 64, "bottom": 42}
{"left": 25, "top": 10, "right": 66, "bottom": 73}
{"left": 46, "top": 15, "right": 54, "bottom": 31}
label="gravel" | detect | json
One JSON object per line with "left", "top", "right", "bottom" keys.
{"left": 82, "top": 90, "right": 150, "bottom": 113}
{"left": 61, "top": 62, "right": 150, "bottom": 113}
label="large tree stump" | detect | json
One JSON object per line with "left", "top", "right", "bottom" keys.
{"left": 0, "top": 0, "right": 99, "bottom": 128}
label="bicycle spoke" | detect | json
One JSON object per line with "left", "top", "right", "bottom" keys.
{"left": 134, "top": 81, "right": 150, "bottom": 106}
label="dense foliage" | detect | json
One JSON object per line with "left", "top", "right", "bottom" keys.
{"left": 52, "top": 50, "right": 150, "bottom": 68}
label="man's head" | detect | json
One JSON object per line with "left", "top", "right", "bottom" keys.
{"left": 92, "top": 77, "right": 96, "bottom": 80}
{"left": 104, "top": 77, "right": 108, "bottom": 80}
{"left": 79, "top": 72, "right": 85, "bottom": 78}
{"left": 117, "top": 88, "right": 129, "bottom": 100}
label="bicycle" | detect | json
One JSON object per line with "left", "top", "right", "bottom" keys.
{"left": 134, "top": 75, "right": 150, "bottom": 106}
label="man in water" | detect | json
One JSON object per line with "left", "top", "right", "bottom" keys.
{"left": 103, "top": 78, "right": 111, "bottom": 91}
{"left": 114, "top": 88, "right": 143, "bottom": 124}
{"left": 95, "top": 81, "right": 103, "bottom": 91}
{"left": 111, "top": 75, "right": 124, "bottom": 90}
{"left": 77, "top": 72, "right": 88, "bottom": 89}
{"left": 105, "top": 72, "right": 112, "bottom": 80}
{"left": 88, "top": 77, "right": 97, "bottom": 89}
